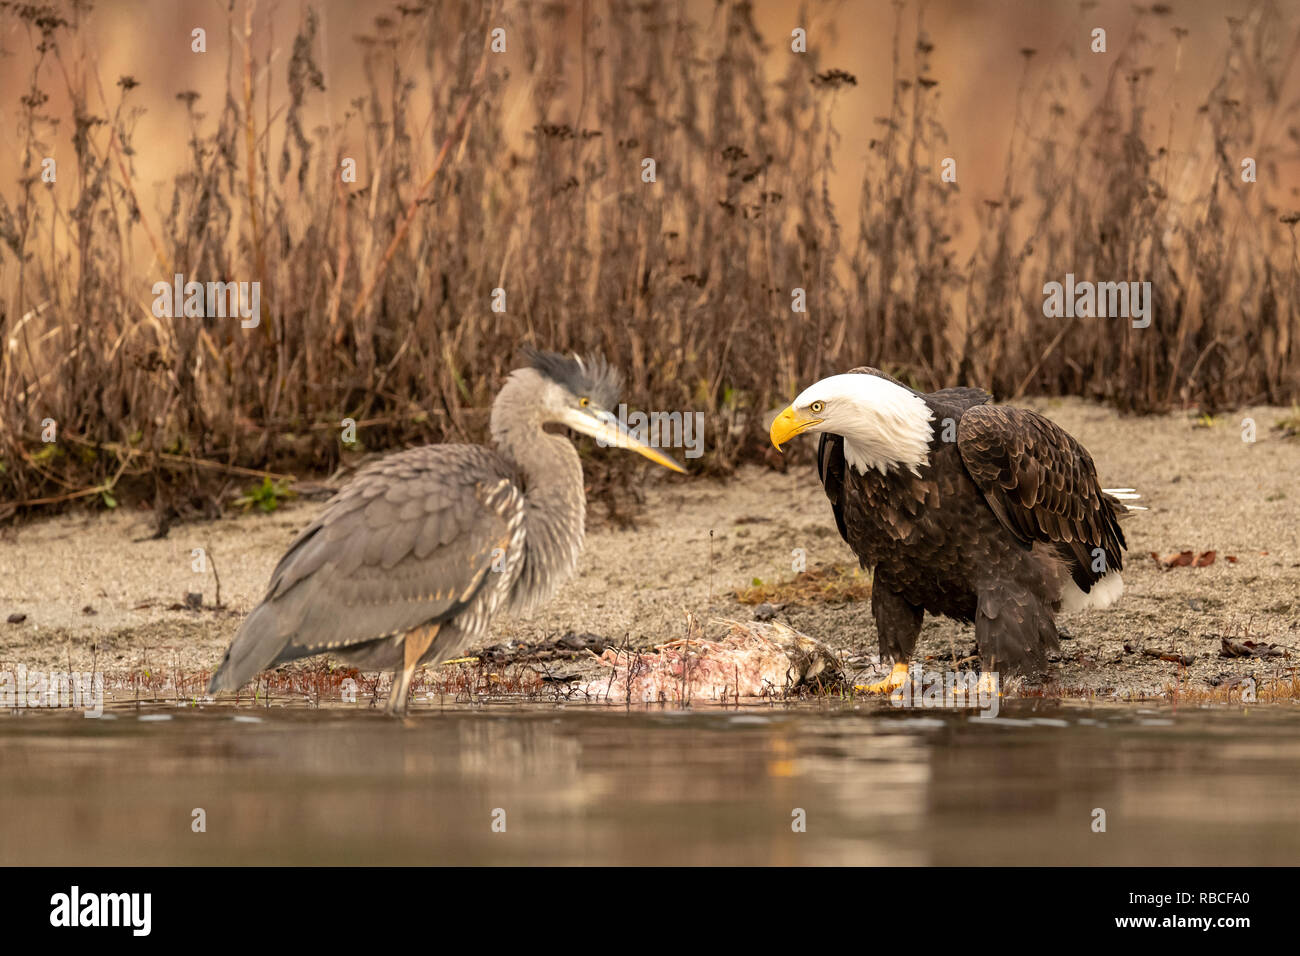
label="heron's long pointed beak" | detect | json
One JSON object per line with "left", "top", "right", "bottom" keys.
{"left": 769, "top": 404, "right": 822, "bottom": 451}
{"left": 561, "top": 408, "right": 687, "bottom": 473}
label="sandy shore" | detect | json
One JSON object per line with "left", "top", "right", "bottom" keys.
{"left": 2, "top": 398, "right": 1297, "bottom": 699}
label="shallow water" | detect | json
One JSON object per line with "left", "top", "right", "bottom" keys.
{"left": 2, "top": 699, "right": 1298, "bottom": 865}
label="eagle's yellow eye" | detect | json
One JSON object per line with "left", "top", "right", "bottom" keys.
{"left": 579, "top": 396, "right": 590, "bottom": 407}
{"left": 810, "top": 401, "right": 824, "bottom": 414}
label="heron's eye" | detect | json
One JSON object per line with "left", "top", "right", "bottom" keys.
{"left": 810, "top": 401, "right": 824, "bottom": 414}
{"left": 579, "top": 396, "right": 590, "bottom": 408}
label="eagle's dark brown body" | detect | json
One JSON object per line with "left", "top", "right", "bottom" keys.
{"left": 817, "top": 377, "right": 1129, "bottom": 677}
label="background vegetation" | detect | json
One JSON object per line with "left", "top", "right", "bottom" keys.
{"left": 1, "top": 0, "right": 1297, "bottom": 519}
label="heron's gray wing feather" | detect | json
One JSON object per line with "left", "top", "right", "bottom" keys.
{"left": 209, "top": 445, "right": 523, "bottom": 691}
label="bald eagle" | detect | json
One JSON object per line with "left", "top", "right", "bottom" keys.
{"left": 769, "top": 368, "right": 1140, "bottom": 690}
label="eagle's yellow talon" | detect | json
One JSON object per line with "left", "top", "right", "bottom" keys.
{"left": 855, "top": 661, "right": 910, "bottom": 694}
{"left": 975, "top": 672, "right": 1003, "bottom": 698}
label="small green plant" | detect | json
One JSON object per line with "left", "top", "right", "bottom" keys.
{"left": 1274, "top": 406, "right": 1300, "bottom": 440}
{"left": 235, "top": 477, "right": 296, "bottom": 513}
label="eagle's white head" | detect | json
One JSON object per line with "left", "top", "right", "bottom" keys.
{"left": 769, "top": 372, "right": 935, "bottom": 476}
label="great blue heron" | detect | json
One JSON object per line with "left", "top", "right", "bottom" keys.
{"left": 208, "top": 348, "right": 685, "bottom": 714}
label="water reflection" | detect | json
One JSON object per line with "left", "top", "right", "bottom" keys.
{"left": 1, "top": 701, "right": 1297, "bottom": 864}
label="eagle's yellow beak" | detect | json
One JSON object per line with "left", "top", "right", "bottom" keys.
{"left": 769, "top": 404, "right": 823, "bottom": 451}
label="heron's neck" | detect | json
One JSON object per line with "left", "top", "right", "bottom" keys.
{"left": 491, "top": 383, "right": 586, "bottom": 612}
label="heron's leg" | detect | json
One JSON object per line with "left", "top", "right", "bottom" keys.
{"left": 385, "top": 624, "right": 440, "bottom": 716}
{"left": 857, "top": 584, "right": 922, "bottom": 694}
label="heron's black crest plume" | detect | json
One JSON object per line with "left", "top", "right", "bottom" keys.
{"left": 521, "top": 347, "right": 623, "bottom": 409}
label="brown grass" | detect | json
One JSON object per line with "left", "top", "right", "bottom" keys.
{"left": 734, "top": 561, "right": 873, "bottom": 606}
{"left": 2, "top": 0, "right": 1299, "bottom": 519}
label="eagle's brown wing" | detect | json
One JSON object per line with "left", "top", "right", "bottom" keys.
{"left": 209, "top": 444, "right": 524, "bottom": 691}
{"left": 957, "top": 404, "right": 1126, "bottom": 590}
{"left": 817, "top": 431, "right": 850, "bottom": 542}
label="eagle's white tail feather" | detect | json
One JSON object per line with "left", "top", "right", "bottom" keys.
{"left": 1104, "top": 487, "right": 1147, "bottom": 511}
{"left": 1060, "top": 572, "right": 1125, "bottom": 613}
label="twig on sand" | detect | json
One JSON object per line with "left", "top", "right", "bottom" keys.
{"left": 207, "top": 544, "right": 224, "bottom": 609}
